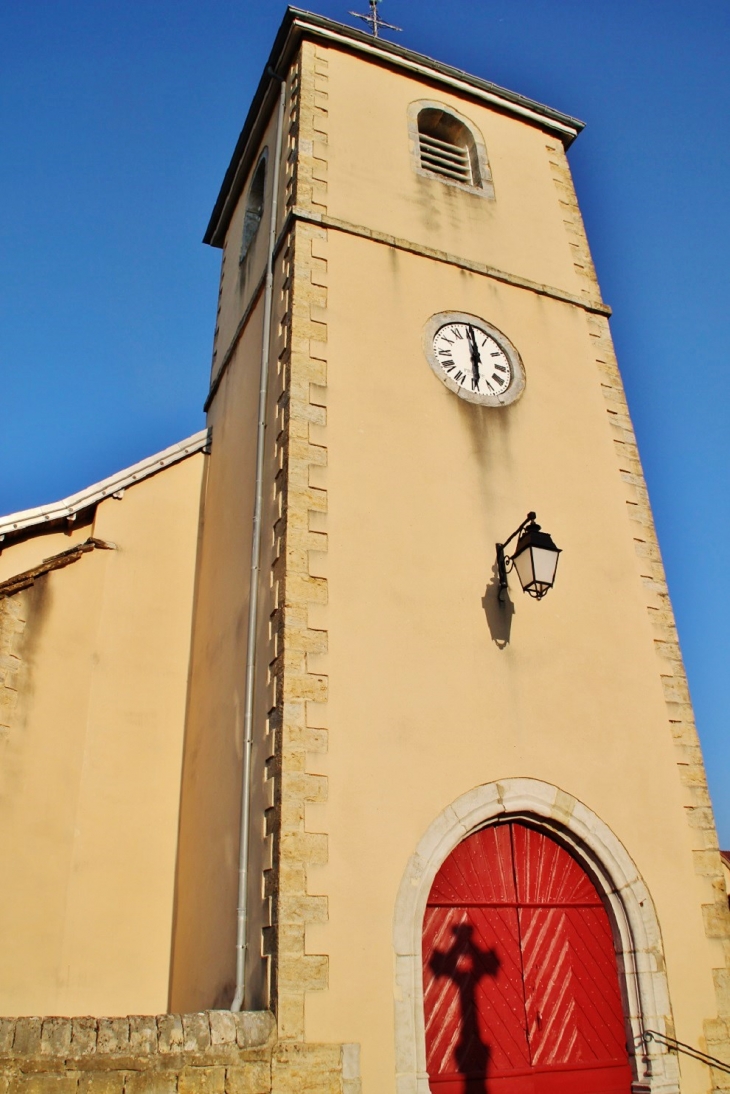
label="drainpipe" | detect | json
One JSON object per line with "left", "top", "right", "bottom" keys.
{"left": 231, "top": 68, "right": 287, "bottom": 1013}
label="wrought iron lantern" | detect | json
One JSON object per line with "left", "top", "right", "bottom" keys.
{"left": 496, "top": 512, "right": 561, "bottom": 601}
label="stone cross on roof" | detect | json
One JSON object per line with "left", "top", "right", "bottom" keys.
{"left": 348, "top": 0, "right": 402, "bottom": 38}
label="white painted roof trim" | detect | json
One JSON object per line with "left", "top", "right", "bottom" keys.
{"left": 0, "top": 430, "right": 209, "bottom": 538}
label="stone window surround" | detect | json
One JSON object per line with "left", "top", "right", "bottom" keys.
{"left": 407, "top": 99, "right": 495, "bottom": 200}
{"left": 392, "top": 777, "right": 680, "bottom": 1094}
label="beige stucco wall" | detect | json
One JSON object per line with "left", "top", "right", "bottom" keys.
{"left": 272, "top": 37, "right": 724, "bottom": 1093}
{"left": 170, "top": 55, "right": 304, "bottom": 1014}
{"left": 301, "top": 230, "right": 717, "bottom": 1091}
{"left": 0, "top": 454, "right": 204, "bottom": 1016}
{"left": 187, "top": 30, "right": 728, "bottom": 1093}
{"left": 323, "top": 47, "right": 587, "bottom": 300}
{"left": 170, "top": 292, "right": 279, "bottom": 1013}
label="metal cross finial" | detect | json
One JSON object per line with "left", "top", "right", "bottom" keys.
{"left": 348, "top": 0, "right": 402, "bottom": 38}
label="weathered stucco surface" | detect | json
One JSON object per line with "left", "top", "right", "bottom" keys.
{"left": 0, "top": 454, "right": 205, "bottom": 1016}
{"left": 203, "top": 29, "right": 729, "bottom": 1093}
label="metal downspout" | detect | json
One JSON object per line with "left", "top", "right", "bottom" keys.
{"left": 231, "top": 69, "right": 287, "bottom": 1013}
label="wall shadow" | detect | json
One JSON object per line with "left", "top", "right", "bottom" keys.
{"left": 482, "top": 560, "right": 514, "bottom": 648}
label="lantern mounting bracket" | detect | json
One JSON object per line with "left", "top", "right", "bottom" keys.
{"left": 496, "top": 512, "right": 536, "bottom": 602}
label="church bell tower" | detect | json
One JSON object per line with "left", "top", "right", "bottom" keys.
{"left": 170, "top": 8, "right": 730, "bottom": 1092}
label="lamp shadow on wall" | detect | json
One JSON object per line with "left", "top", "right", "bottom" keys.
{"left": 482, "top": 560, "right": 514, "bottom": 648}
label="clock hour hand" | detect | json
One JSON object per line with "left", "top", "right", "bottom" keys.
{"left": 466, "top": 325, "right": 481, "bottom": 385}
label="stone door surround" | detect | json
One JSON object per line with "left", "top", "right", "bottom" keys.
{"left": 392, "top": 778, "right": 680, "bottom": 1094}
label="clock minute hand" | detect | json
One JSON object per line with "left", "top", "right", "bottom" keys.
{"left": 467, "top": 325, "right": 481, "bottom": 384}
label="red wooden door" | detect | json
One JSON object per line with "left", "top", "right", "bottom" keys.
{"left": 422, "top": 822, "right": 633, "bottom": 1094}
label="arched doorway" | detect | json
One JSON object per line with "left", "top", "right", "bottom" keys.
{"left": 422, "top": 821, "right": 633, "bottom": 1093}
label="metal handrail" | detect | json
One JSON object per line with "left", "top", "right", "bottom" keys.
{"left": 640, "top": 1030, "right": 730, "bottom": 1076}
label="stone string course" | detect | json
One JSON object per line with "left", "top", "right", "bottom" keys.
{"left": 546, "top": 137, "right": 730, "bottom": 1090}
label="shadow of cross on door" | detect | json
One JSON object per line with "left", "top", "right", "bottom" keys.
{"left": 423, "top": 823, "right": 635, "bottom": 1094}
{"left": 429, "top": 923, "right": 501, "bottom": 1093}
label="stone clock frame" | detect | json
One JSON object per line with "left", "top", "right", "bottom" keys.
{"left": 423, "top": 311, "right": 526, "bottom": 407}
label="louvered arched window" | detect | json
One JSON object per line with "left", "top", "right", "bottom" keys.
{"left": 418, "top": 108, "right": 479, "bottom": 186}
{"left": 409, "top": 102, "right": 494, "bottom": 198}
{"left": 239, "top": 151, "right": 267, "bottom": 263}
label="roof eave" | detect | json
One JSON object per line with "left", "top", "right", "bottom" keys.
{"left": 0, "top": 430, "right": 210, "bottom": 541}
{"left": 203, "top": 6, "right": 585, "bottom": 249}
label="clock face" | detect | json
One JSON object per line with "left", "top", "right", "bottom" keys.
{"left": 423, "top": 312, "right": 525, "bottom": 407}
{"left": 432, "top": 322, "right": 512, "bottom": 398}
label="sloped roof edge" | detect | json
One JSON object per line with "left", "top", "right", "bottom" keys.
{"left": 0, "top": 430, "right": 210, "bottom": 539}
{"left": 204, "top": 6, "right": 585, "bottom": 247}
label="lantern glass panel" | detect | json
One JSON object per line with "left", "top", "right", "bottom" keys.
{"left": 512, "top": 546, "right": 536, "bottom": 592}
{"left": 533, "top": 545, "right": 560, "bottom": 587}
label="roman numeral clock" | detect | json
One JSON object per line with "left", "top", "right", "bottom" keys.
{"left": 423, "top": 311, "right": 525, "bottom": 405}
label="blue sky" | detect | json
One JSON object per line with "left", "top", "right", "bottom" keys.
{"left": 2, "top": 1, "right": 729, "bottom": 840}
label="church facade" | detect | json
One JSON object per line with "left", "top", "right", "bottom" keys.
{"left": 1, "top": 8, "right": 729, "bottom": 1093}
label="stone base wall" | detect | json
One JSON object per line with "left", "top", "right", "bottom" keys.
{"left": 0, "top": 1012, "right": 357, "bottom": 1094}
{"left": 0, "top": 1011, "right": 273, "bottom": 1093}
